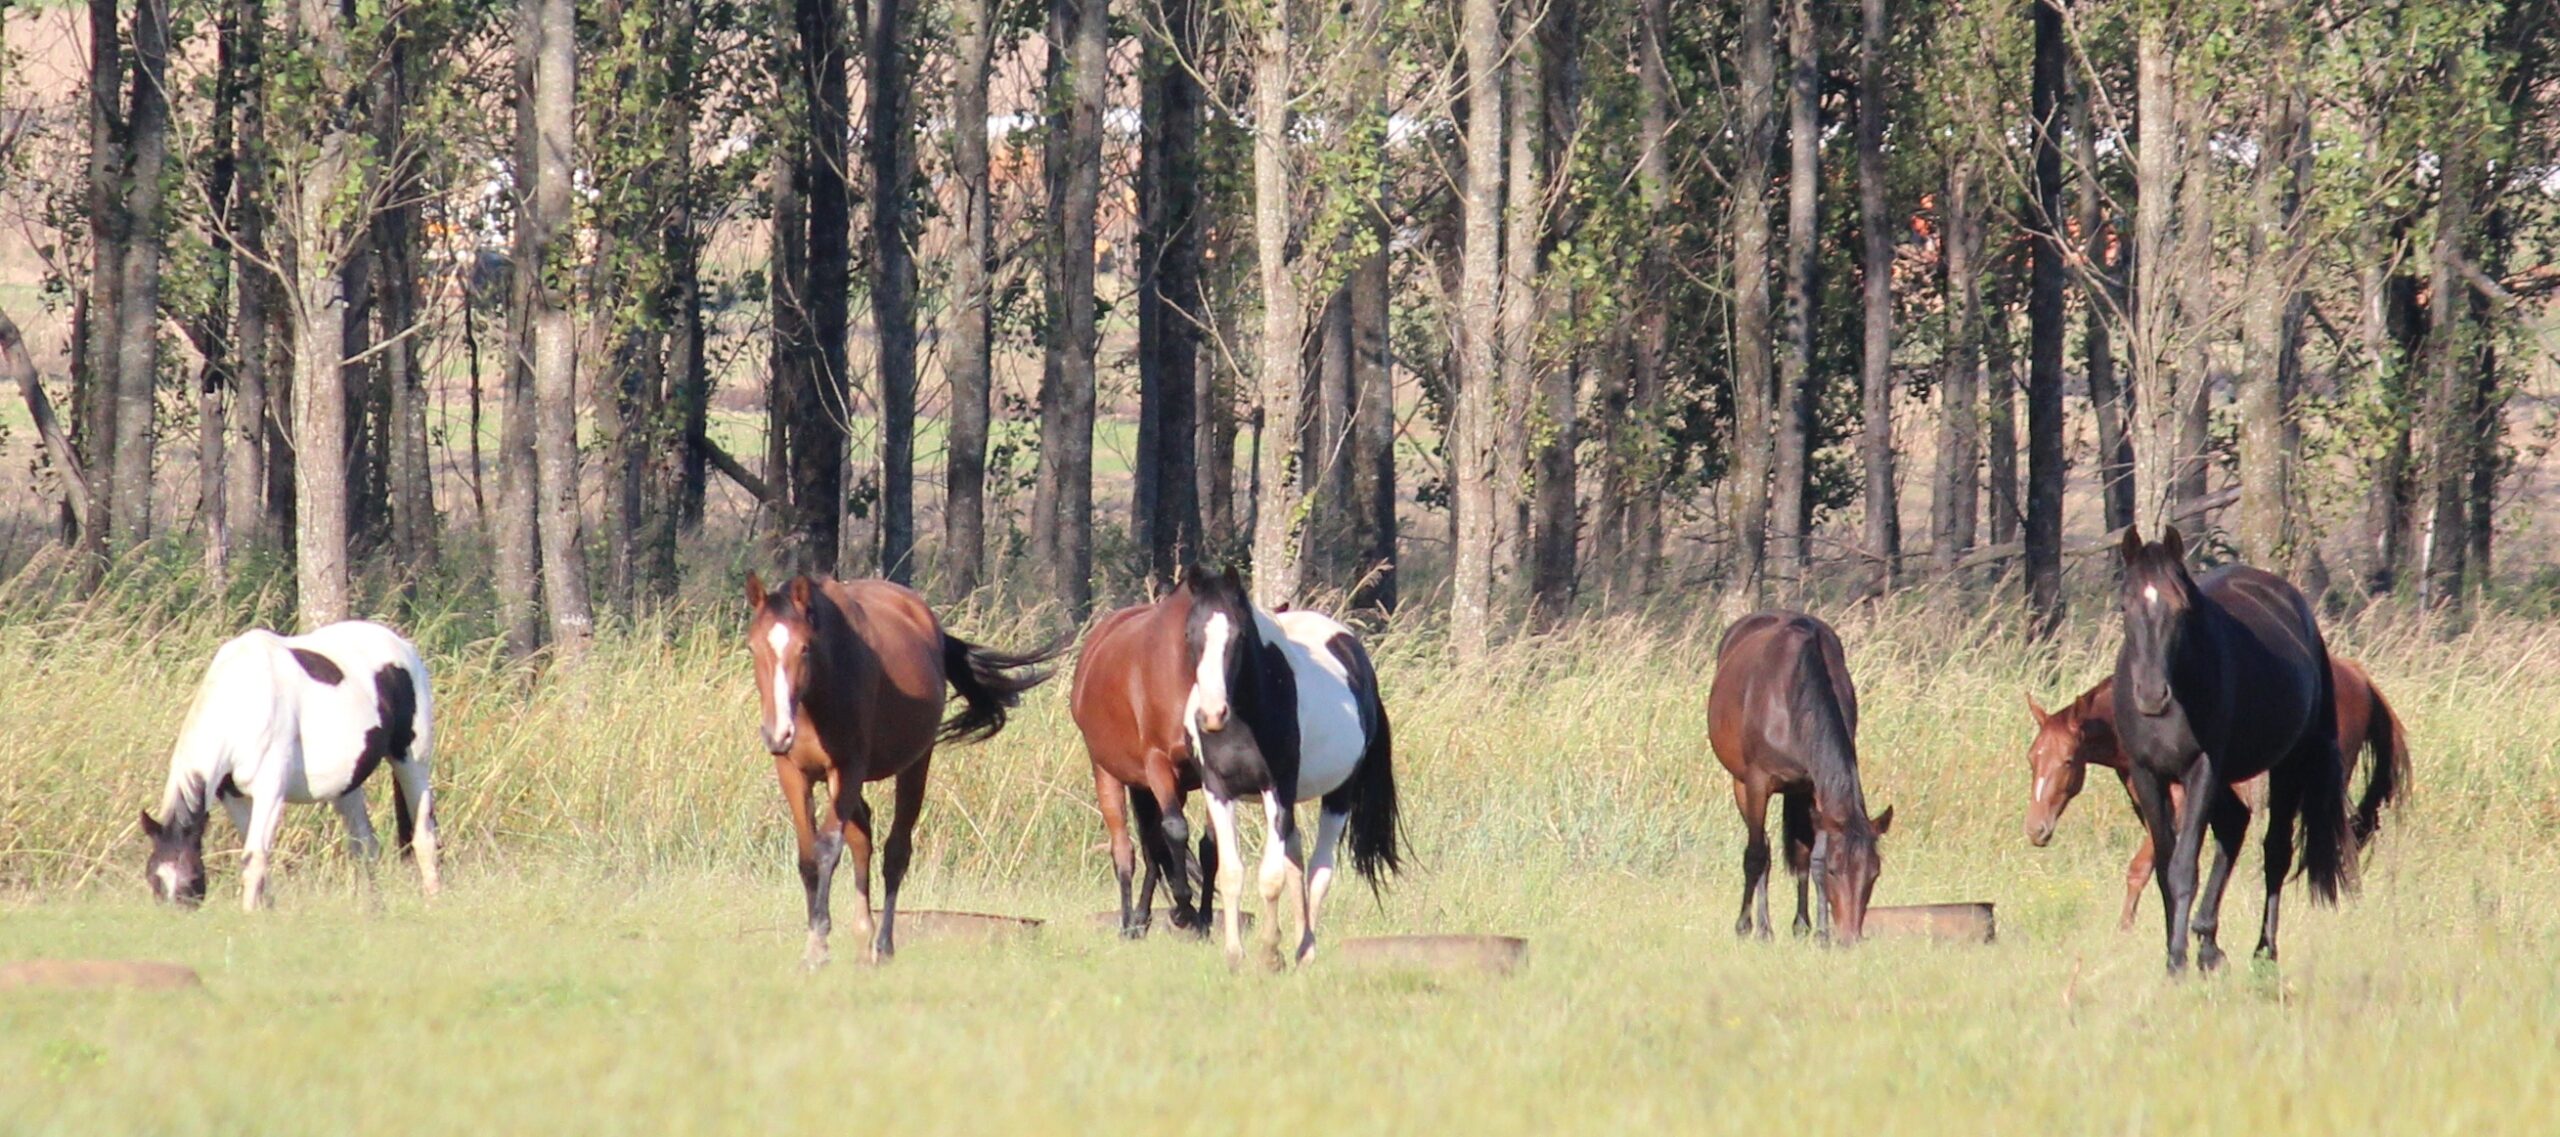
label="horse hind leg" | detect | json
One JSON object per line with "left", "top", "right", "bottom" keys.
{"left": 1097, "top": 769, "right": 1142, "bottom": 938}
{"left": 1732, "top": 783, "right": 1772, "bottom": 940}
{"left": 2188, "top": 783, "right": 2251, "bottom": 973}
{"left": 331, "top": 789, "right": 383, "bottom": 898}
{"left": 2257, "top": 764, "right": 2307, "bottom": 963}
{"left": 1299, "top": 807, "right": 1350, "bottom": 963}
{"left": 1783, "top": 790, "right": 1816, "bottom": 938}
{"left": 874, "top": 757, "right": 930, "bottom": 962}
{"left": 833, "top": 776, "right": 879, "bottom": 964}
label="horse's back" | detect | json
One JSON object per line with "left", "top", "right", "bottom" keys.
{"left": 824, "top": 578, "right": 951, "bottom": 769}
{"left": 1709, "top": 611, "right": 1851, "bottom": 784}
{"left": 1070, "top": 600, "right": 1192, "bottom": 777}
{"left": 1265, "top": 609, "right": 1372, "bottom": 801}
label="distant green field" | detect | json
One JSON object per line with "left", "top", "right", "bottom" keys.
{"left": 2, "top": 598, "right": 2556, "bottom": 1133}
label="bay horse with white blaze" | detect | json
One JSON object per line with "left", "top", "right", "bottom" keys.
{"left": 1092, "top": 566, "right": 1401, "bottom": 968}
{"left": 746, "top": 573, "right": 1059, "bottom": 967}
{"left": 2024, "top": 655, "right": 2409, "bottom": 929}
{"left": 2113, "top": 526, "right": 2355, "bottom": 974}
{"left": 142, "top": 620, "right": 440, "bottom": 910}
{"left": 1708, "top": 612, "right": 1893, "bottom": 944}
{"left": 1070, "top": 574, "right": 1228, "bottom": 938}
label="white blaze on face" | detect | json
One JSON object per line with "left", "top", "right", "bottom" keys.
{"left": 154, "top": 862, "right": 181, "bottom": 899}
{"left": 1194, "top": 613, "right": 1233, "bottom": 732}
{"left": 2143, "top": 584, "right": 2160, "bottom": 608}
{"left": 765, "top": 623, "right": 797, "bottom": 742}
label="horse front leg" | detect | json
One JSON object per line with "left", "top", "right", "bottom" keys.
{"left": 2189, "top": 783, "right": 2251, "bottom": 973}
{"left": 1203, "top": 790, "right": 1249, "bottom": 969}
{"left": 777, "top": 760, "right": 834, "bottom": 969}
{"left": 239, "top": 794, "right": 287, "bottom": 912}
{"left": 2154, "top": 760, "right": 2217, "bottom": 976}
{"left": 1257, "top": 789, "right": 1307, "bottom": 971}
{"left": 1142, "top": 755, "right": 1202, "bottom": 931}
{"left": 2127, "top": 766, "right": 2186, "bottom": 973}
{"left": 833, "top": 775, "right": 878, "bottom": 964}
{"left": 874, "top": 757, "right": 929, "bottom": 962}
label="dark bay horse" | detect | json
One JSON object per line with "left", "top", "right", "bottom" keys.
{"left": 1070, "top": 576, "right": 1222, "bottom": 938}
{"left": 1708, "top": 612, "right": 1894, "bottom": 944}
{"left": 746, "top": 573, "right": 1059, "bottom": 967}
{"left": 1078, "top": 566, "right": 1401, "bottom": 968}
{"left": 2024, "top": 655, "right": 2410, "bottom": 928}
{"left": 2113, "top": 526, "right": 2355, "bottom": 974}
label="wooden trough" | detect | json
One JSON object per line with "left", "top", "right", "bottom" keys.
{"left": 1862, "top": 902, "right": 1996, "bottom": 944}
{"left": 1332, "top": 934, "right": 1529, "bottom": 976}
{"left": 0, "top": 960, "right": 203, "bottom": 992}
{"left": 889, "top": 910, "right": 1044, "bottom": 944}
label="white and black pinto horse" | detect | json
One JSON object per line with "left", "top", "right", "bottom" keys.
{"left": 1181, "top": 568, "right": 1402, "bottom": 968}
{"left": 141, "top": 620, "right": 440, "bottom": 910}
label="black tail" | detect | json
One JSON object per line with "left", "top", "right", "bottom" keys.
{"left": 392, "top": 773, "right": 417, "bottom": 860}
{"left": 1325, "top": 633, "right": 1404, "bottom": 887}
{"left": 939, "top": 632, "right": 1066, "bottom": 744}
{"left": 2352, "top": 681, "right": 2411, "bottom": 844}
{"left": 2294, "top": 656, "right": 2358, "bottom": 903}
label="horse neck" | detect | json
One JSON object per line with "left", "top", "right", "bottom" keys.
{"left": 802, "top": 591, "right": 876, "bottom": 716}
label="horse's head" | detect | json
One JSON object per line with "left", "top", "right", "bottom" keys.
{"left": 139, "top": 808, "right": 207, "bottom": 908}
{"left": 747, "top": 573, "right": 821, "bottom": 756}
{"left": 1821, "top": 805, "right": 1893, "bottom": 944}
{"left": 2023, "top": 691, "right": 2100, "bottom": 846}
{"left": 1179, "top": 564, "right": 1259, "bottom": 741}
{"left": 2117, "top": 526, "right": 2197, "bottom": 719}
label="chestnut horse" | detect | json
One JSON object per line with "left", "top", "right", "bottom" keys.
{"left": 1076, "top": 566, "right": 1402, "bottom": 967}
{"left": 2024, "top": 655, "right": 2409, "bottom": 929}
{"left": 746, "top": 573, "right": 1059, "bottom": 967}
{"left": 1708, "top": 612, "right": 1894, "bottom": 944}
{"left": 2114, "top": 526, "right": 2355, "bottom": 974}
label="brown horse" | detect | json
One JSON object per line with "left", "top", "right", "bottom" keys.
{"left": 2024, "top": 655, "right": 2411, "bottom": 929}
{"left": 1708, "top": 612, "right": 1894, "bottom": 944}
{"left": 746, "top": 573, "right": 1059, "bottom": 967}
{"left": 1069, "top": 578, "right": 1222, "bottom": 937}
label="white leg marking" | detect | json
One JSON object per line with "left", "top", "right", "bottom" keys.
{"left": 1259, "top": 789, "right": 1305, "bottom": 967}
{"left": 1205, "top": 793, "right": 1247, "bottom": 966}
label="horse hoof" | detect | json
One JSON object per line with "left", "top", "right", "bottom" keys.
{"left": 2197, "top": 945, "right": 2227, "bottom": 973}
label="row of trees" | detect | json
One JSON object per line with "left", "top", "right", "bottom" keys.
{"left": 1, "top": 0, "right": 2553, "bottom": 661}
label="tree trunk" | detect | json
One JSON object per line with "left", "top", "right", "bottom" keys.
{"left": 869, "top": 0, "right": 917, "bottom": 582}
{"left": 288, "top": 0, "right": 354, "bottom": 628}
{"left": 943, "top": 0, "right": 993, "bottom": 592}
{"left": 1453, "top": 0, "right": 1503, "bottom": 662}
{"left": 791, "top": 0, "right": 851, "bottom": 574}
{"left": 1349, "top": 242, "right": 1395, "bottom": 612}
{"left": 83, "top": 0, "right": 125, "bottom": 550}
{"left": 1495, "top": 0, "right": 1543, "bottom": 590}
{"left": 1623, "top": 0, "right": 1670, "bottom": 594}
{"left": 494, "top": 32, "right": 545, "bottom": 655}
{"left": 2170, "top": 96, "right": 2214, "bottom": 515}
{"left": 1771, "top": 0, "right": 1820, "bottom": 598}
{"left": 2421, "top": 144, "right": 2476, "bottom": 610}
{"left": 1986, "top": 303, "right": 2018, "bottom": 547}
{"left": 1527, "top": 0, "right": 1580, "bottom": 624}
{"left": 1034, "top": 0, "right": 1103, "bottom": 616}
{"left": 110, "top": 0, "right": 171, "bottom": 551}
{"left": 2074, "top": 58, "right": 2133, "bottom": 536}
{"left": 2025, "top": 0, "right": 2066, "bottom": 629}
{"left": 1135, "top": 0, "right": 1203, "bottom": 583}
{"left": 227, "top": 0, "right": 272, "bottom": 555}
{"left": 1730, "top": 0, "right": 1775, "bottom": 603}
{"left": 2237, "top": 65, "right": 2307, "bottom": 567}
{"left": 1246, "top": 0, "right": 1305, "bottom": 608}
{"left": 376, "top": 33, "right": 435, "bottom": 582}
{"left": 1855, "top": 0, "right": 1895, "bottom": 590}
{"left": 1932, "top": 151, "right": 1981, "bottom": 572}
{"left": 2129, "top": 21, "right": 2174, "bottom": 527}
{"left": 531, "top": 0, "right": 593, "bottom": 651}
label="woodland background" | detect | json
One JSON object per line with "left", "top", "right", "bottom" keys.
{"left": 0, "top": 0, "right": 2556, "bottom": 655}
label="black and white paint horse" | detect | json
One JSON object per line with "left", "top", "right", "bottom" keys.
{"left": 141, "top": 620, "right": 441, "bottom": 909}
{"left": 1180, "top": 567, "right": 1402, "bottom": 968}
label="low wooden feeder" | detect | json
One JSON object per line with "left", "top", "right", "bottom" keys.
{"left": 1861, "top": 902, "right": 1996, "bottom": 944}
{"left": 1332, "top": 934, "right": 1529, "bottom": 976}
{"left": 0, "top": 960, "right": 203, "bottom": 992}
{"left": 890, "top": 910, "right": 1044, "bottom": 944}
{"left": 1089, "top": 909, "right": 1254, "bottom": 935}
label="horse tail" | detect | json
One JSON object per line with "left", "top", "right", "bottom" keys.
{"left": 2353, "top": 678, "right": 2412, "bottom": 845}
{"left": 939, "top": 632, "right": 1067, "bottom": 744}
{"left": 1328, "top": 634, "right": 1404, "bottom": 887}
{"left": 2293, "top": 646, "right": 2358, "bottom": 904}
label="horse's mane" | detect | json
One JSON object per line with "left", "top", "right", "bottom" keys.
{"left": 157, "top": 634, "right": 279, "bottom": 829}
{"left": 1785, "top": 626, "right": 1870, "bottom": 824}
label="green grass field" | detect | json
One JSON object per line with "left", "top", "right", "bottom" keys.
{"left": 4, "top": 596, "right": 2559, "bottom": 1133}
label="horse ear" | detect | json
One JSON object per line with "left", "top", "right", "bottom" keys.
{"left": 2027, "top": 694, "right": 2049, "bottom": 725}
{"left": 1222, "top": 564, "right": 1244, "bottom": 587}
{"left": 140, "top": 810, "right": 164, "bottom": 841}
{"left": 2119, "top": 526, "right": 2143, "bottom": 564}
{"left": 746, "top": 572, "right": 767, "bottom": 611}
{"left": 789, "top": 576, "right": 813, "bottom": 610}
{"left": 1871, "top": 806, "right": 1894, "bottom": 836}
{"left": 2162, "top": 525, "right": 2186, "bottom": 563}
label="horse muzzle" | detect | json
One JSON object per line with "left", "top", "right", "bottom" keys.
{"left": 1197, "top": 706, "right": 1229, "bottom": 733}
{"left": 2025, "top": 817, "right": 2056, "bottom": 847}
{"left": 763, "top": 726, "right": 797, "bottom": 755}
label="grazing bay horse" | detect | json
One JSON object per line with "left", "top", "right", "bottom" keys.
{"left": 2113, "top": 526, "right": 2355, "bottom": 974}
{"left": 1708, "top": 612, "right": 1894, "bottom": 944}
{"left": 142, "top": 621, "right": 440, "bottom": 910}
{"left": 1137, "top": 566, "right": 1401, "bottom": 968}
{"left": 746, "top": 574, "right": 1059, "bottom": 967}
{"left": 2024, "top": 656, "right": 2410, "bottom": 929}
{"left": 1070, "top": 576, "right": 1225, "bottom": 938}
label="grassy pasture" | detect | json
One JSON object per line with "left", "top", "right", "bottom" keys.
{"left": 3, "top": 595, "right": 2559, "bottom": 1133}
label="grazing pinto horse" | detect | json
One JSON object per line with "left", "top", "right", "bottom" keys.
{"left": 141, "top": 621, "right": 440, "bottom": 910}
{"left": 2113, "top": 526, "right": 2355, "bottom": 974}
{"left": 2024, "top": 656, "right": 2410, "bottom": 929}
{"left": 1164, "top": 567, "right": 1401, "bottom": 968}
{"left": 1708, "top": 612, "right": 1894, "bottom": 944}
{"left": 746, "top": 574, "right": 1058, "bottom": 967}
{"left": 1070, "top": 575, "right": 1226, "bottom": 938}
